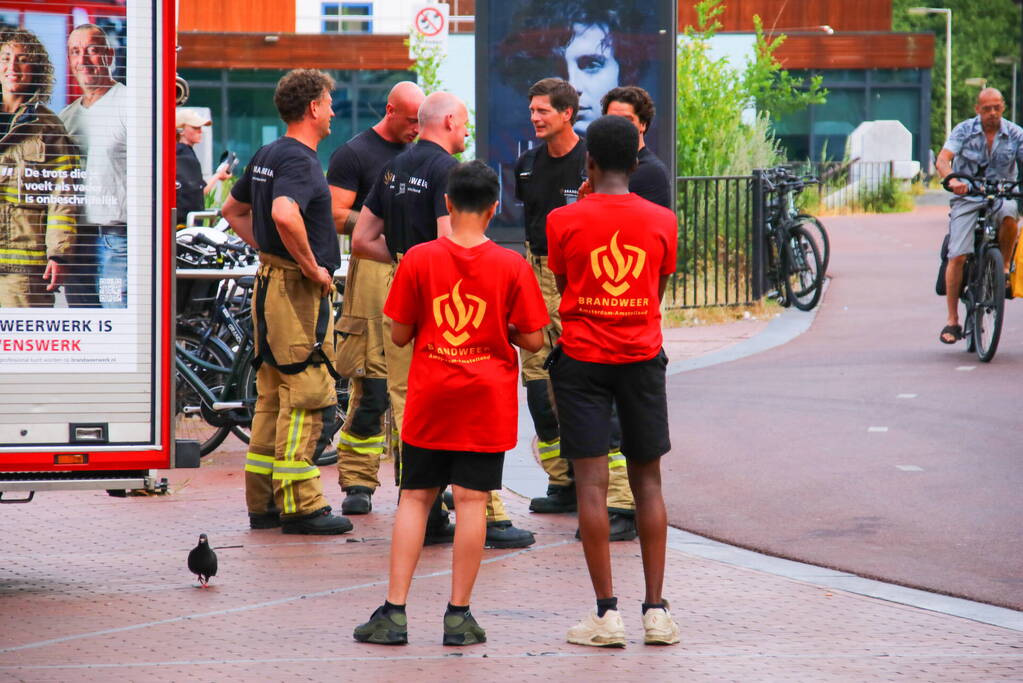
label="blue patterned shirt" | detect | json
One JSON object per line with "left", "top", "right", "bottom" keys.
{"left": 944, "top": 116, "right": 1023, "bottom": 181}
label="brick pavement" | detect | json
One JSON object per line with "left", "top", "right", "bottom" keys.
{"left": 1, "top": 440, "right": 1021, "bottom": 682}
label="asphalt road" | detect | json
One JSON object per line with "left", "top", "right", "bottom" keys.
{"left": 662, "top": 204, "right": 1023, "bottom": 610}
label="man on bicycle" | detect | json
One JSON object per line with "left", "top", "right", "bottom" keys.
{"left": 936, "top": 87, "right": 1023, "bottom": 344}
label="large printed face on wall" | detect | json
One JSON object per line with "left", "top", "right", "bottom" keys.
{"left": 563, "top": 22, "right": 620, "bottom": 134}
{"left": 0, "top": 41, "right": 41, "bottom": 97}
{"left": 482, "top": 0, "right": 670, "bottom": 231}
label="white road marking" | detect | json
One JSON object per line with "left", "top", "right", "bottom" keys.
{"left": 868, "top": 426, "right": 889, "bottom": 433}
{"left": 896, "top": 465, "right": 924, "bottom": 472}
{"left": 897, "top": 394, "right": 918, "bottom": 399}
{"left": 956, "top": 366, "right": 976, "bottom": 371}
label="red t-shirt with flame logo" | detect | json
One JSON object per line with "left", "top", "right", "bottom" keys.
{"left": 384, "top": 237, "right": 549, "bottom": 451}
{"left": 547, "top": 192, "right": 677, "bottom": 363}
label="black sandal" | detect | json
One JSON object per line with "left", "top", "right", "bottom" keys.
{"left": 939, "top": 324, "right": 963, "bottom": 344}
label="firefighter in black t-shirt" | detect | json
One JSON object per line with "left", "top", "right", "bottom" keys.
{"left": 352, "top": 91, "right": 536, "bottom": 549}
{"left": 222, "top": 69, "right": 352, "bottom": 535}
{"left": 515, "top": 78, "right": 638, "bottom": 541}
{"left": 327, "top": 81, "right": 424, "bottom": 516}
{"left": 601, "top": 86, "right": 672, "bottom": 209}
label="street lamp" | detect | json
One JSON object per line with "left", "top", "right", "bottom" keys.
{"left": 994, "top": 56, "right": 1018, "bottom": 122}
{"left": 908, "top": 7, "right": 952, "bottom": 142}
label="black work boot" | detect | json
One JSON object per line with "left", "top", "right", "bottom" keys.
{"left": 529, "top": 483, "right": 577, "bottom": 513}
{"left": 281, "top": 506, "right": 353, "bottom": 535}
{"left": 485, "top": 520, "right": 535, "bottom": 549}
{"left": 341, "top": 486, "right": 373, "bottom": 515}
{"left": 574, "top": 511, "right": 638, "bottom": 542}
{"left": 249, "top": 505, "right": 281, "bottom": 529}
{"left": 608, "top": 512, "right": 638, "bottom": 542}
{"left": 423, "top": 491, "right": 454, "bottom": 545}
{"left": 424, "top": 520, "right": 456, "bottom": 545}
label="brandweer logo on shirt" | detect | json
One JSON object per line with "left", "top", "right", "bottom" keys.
{"left": 432, "top": 279, "right": 487, "bottom": 347}
{"left": 590, "top": 231, "right": 646, "bottom": 296}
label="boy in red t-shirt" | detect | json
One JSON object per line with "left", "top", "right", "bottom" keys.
{"left": 546, "top": 115, "right": 680, "bottom": 647}
{"left": 353, "top": 161, "right": 549, "bottom": 646}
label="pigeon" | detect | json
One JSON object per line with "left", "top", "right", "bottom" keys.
{"left": 187, "top": 533, "right": 217, "bottom": 588}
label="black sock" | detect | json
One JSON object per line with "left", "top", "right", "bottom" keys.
{"left": 383, "top": 600, "right": 406, "bottom": 615}
{"left": 446, "top": 602, "right": 470, "bottom": 615}
{"left": 596, "top": 597, "right": 618, "bottom": 617}
{"left": 642, "top": 601, "right": 667, "bottom": 614}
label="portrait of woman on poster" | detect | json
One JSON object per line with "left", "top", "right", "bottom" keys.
{"left": 0, "top": 28, "right": 78, "bottom": 308}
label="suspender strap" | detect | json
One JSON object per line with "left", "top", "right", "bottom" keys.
{"left": 252, "top": 272, "right": 341, "bottom": 380}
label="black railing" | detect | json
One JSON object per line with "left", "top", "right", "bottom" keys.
{"left": 668, "top": 175, "right": 758, "bottom": 309}
{"left": 783, "top": 159, "right": 900, "bottom": 212}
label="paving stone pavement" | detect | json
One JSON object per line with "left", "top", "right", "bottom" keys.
{"left": 1, "top": 443, "right": 1021, "bottom": 682}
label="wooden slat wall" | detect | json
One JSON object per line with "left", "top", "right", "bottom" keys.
{"left": 450, "top": 0, "right": 475, "bottom": 33}
{"left": 179, "top": 30, "right": 932, "bottom": 73}
{"left": 178, "top": 0, "right": 295, "bottom": 33}
{"left": 775, "top": 32, "right": 935, "bottom": 69}
{"left": 678, "top": 0, "right": 892, "bottom": 33}
{"left": 177, "top": 33, "right": 413, "bottom": 71}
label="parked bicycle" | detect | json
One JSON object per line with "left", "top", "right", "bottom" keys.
{"left": 941, "top": 173, "right": 1021, "bottom": 362}
{"left": 175, "top": 279, "right": 258, "bottom": 456}
{"left": 174, "top": 232, "right": 349, "bottom": 455}
{"left": 761, "top": 169, "right": 825, "bottom": 310}
{"left": 766, "top": 166, "right": 831, "bottom": 276}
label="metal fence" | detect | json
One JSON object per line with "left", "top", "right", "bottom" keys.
{"left": 667, "top": 175, "right": 757, "bottom": 309}
{"left": 781, "top": 159, "right": 904, "bottom": 212}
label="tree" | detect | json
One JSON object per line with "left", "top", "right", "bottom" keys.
{"left": 893, "top": 0, "right": 1022, "bottom": 148}
{"left": 676, "top": 0, "right": 826, "bottom": 175}
{"left": 404, "top": 31, "right": 475, "bottom": 158}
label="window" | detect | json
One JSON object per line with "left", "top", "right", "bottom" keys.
{"left": 322, "top": 2, "right": 372, "bottom": 34}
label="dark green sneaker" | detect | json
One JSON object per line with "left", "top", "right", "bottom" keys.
{"left": 353, "top": 605, "right": 408, "bottom": 645}
{"left": 443, "top": 609, "right": 487, "bottom": 646}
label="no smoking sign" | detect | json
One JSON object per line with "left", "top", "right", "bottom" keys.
{"left": 411, "top": 3, "right": 449, "bottom": 52}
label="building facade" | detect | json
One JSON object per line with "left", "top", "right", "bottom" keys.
{"left": 176, "top": 0, "right": 934, "bottom": 167}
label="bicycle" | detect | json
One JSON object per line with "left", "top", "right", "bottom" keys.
{"left": 175, "top": 306, "right": 258, "bottom": 456}
{"left": 941, "top": 173, "right": 1021, "bottom": 362}
{"left": 761, "top": 171, "right": 825, "bottom": 311}
{"left": 175, "top": 265, "right": 350, "bottom": 456}
{"left": 770, "top": 166, "right": 831, "bottom": 275}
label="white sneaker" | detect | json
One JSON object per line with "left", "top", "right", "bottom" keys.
{"left": 566, "top": 609, "right": 626, "bottom": 647}
{"left": 642, "top": 604, "right": 681, "bottom": 645}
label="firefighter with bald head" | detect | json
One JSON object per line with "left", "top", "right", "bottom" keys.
{"left": 352, "top": 92, "right": 537, "bottom": 548}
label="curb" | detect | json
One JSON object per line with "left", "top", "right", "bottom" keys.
{"left": 503, "top": 286, "right": 1023, "bottom": 633}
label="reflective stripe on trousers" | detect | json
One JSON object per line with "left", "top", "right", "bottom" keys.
{"left": 608, "top": 450, "right": 626, "bottom": 470}
{"left": 538, "top": 439, "right": 561, "bottom": 461}
{"left": 245, "top": 452, "right": 275, "bottom": 475}
{"left": 338, "top": 429, "right": 386, "bottom": 455}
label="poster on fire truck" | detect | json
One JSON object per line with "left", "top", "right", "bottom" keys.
{"left": 0, "top": 0, "right": 148, "bottom": 373}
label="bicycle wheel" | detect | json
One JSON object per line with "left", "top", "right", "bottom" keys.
{"left": 229, "top": 363, "right": 350, "bottom": 448}
{"left": 175, "top": 327, "right": 234, "bottom": 455}
{"left": 229, "top": 355, "right": 256, "bottom": 445}
{"left": 783, "top": 224, "right": 824, "bottom": 311}
{"left": 796, "top": 214, "right": 830, "bottom": 275}
{"left": 764, "top": 230, "right": 790, "bottom": 307}
{"left": 973, "top": 246, "right": 1005, "bottom": 362}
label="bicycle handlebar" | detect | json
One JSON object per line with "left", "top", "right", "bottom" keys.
{"left": 941, "top": 172, "right": 1023, "bottom": 198}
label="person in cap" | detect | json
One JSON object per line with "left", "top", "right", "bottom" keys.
{"left": 176, "top": 109, "right": 231, "bottom": 227}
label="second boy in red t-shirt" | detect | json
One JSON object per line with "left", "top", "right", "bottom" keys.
{"left": 354, "top": 160, "right": 549, "bottom": 646}
{"left": 546, "top": 115, "right": 680, "bottom": 647}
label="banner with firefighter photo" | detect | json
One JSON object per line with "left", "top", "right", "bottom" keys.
{"left": 0, "top": 0, "right": 152, "bottom": 372}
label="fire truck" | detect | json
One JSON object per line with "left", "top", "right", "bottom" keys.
{"left": 0, "top": 0, "right": 197, "bottom": 503}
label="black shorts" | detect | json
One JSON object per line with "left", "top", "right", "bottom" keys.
{"left": 548, "top": 348, "right": 670, "bottom": 463}
{"left": 400, "top": 442, "right": 505, "bottom": 492}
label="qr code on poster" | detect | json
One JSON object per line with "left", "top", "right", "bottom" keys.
{"left": 99, "top": 278, "right": 123, "bottom": 304}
